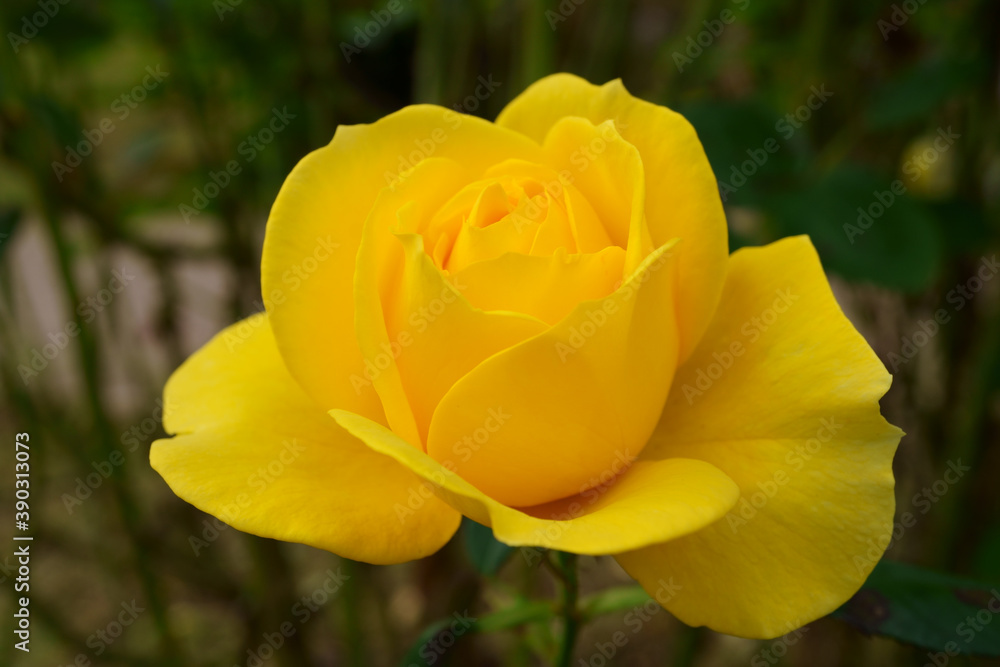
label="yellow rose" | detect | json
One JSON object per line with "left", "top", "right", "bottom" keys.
{"left": 151, "top": 74, "right": 902, "bottom": 638}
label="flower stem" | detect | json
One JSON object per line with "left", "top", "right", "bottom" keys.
{"left": 553, "top": 552, "right": 580, "bottom": 667}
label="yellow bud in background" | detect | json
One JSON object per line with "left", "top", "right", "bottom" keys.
{"left": 899, "top": 129, "right": 959, "bottom": 199}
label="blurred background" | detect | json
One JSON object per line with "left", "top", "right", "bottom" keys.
{"left": 1, "top": 0, "right": 999, "bottom": 665}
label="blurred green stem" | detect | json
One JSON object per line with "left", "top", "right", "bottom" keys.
{"left": 38, "top": 202, "right": 180, "bottom": 665}
{"left": 673, "top": 626, "right": 702, "bottom": 667}
{"left": 517, "top": 0, "right": 554, "bottom": 93}
{"left": 551, "top": 552, "right": 580, "bottom": 667}
{"left": 339, "top": 559, "right": 366, "bottom": 667}
{"left": 650, "top": 0, "right": 713, "bottom": 96}
{"left": 938, "top": 293, "right": 1000, "bottom": 567}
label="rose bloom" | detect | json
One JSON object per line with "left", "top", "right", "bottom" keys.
{"left": 152, "top": 74, "right": 901, "bottom": 638}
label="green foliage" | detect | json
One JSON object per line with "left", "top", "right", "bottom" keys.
{"left": 768, "top": 164, "right": 942, "bottom": 291}
{"left": 836, "top": 560, "right": 1000, "bottom": 657}
{"left": 462, "top": 518, "right": 514, "bottom": 576}
{"left": 865, "top": 56, "right": 984, "bottom": 130}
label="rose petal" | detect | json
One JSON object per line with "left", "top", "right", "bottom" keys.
{"left": 615, "top": 236, "right": 902, "bottom": 638}
{"left": 262, "top": 106, "right": 543, "bottom": 415}
{"left": 498, "top": 74, "right": 728, "bottom": 361}
{"left": 151, "top": 314, "right": 461, "bottom": 564}
{"left": 353, "top": 156, "right": 547, "bottom": 447}
{"left": 331, "top": 409, "right": 739, "bottom": 555}
{"left": 426, "top": 242, "right": 680, "bottom": 507}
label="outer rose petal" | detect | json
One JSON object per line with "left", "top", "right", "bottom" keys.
{"left": 261, "top": 105, "right": 543, "bottom": 417}
{"left": 150, "top": 314, "right": 461, "bottom": 565}
{"left": 331, "top": 409, "right": 739, "bottom": 555}
{"left": 615, "top": 236, "right": 902, "bottom": 639}
{"left": 497, "top": 73, "right": 727, "bottom": 362}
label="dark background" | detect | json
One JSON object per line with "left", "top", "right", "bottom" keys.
{"left": 1, "top": 0, "right": 999, "bottom": 665}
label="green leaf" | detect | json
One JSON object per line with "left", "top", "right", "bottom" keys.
{"left": 975, "top": 526, "right": 1000, "bottom": 584}
{"left": 834, "top": 560, "right": 1000, "bottom": 657}
{"left": 399, "top": 617, "right": 460, "bottom": 667}
{"left": 766, "top": 164, "right": 942, "bottom": 292}
{"left": 398, "top": 600, "right": 552, "bottom": 667}
{"left": 866, "top": 56, "right": 984, "bottom": 129}
{"left": 579, "top": 585, "right": 652, "bottom": 621}
{"left": 679, "top": 98, "right": 804, "bottom": 207}
{"left": 926, "top": 198, "right": 993, "bottom": 255}
{"left": 476, "top": 600, "right": 552, "bottom": 633}
{"left": 462, "top": 518, "right": 514, "bottom": 576}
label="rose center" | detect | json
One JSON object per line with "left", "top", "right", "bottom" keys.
{"left": 417, "top": 167, "right": 585, "bottom": 275}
